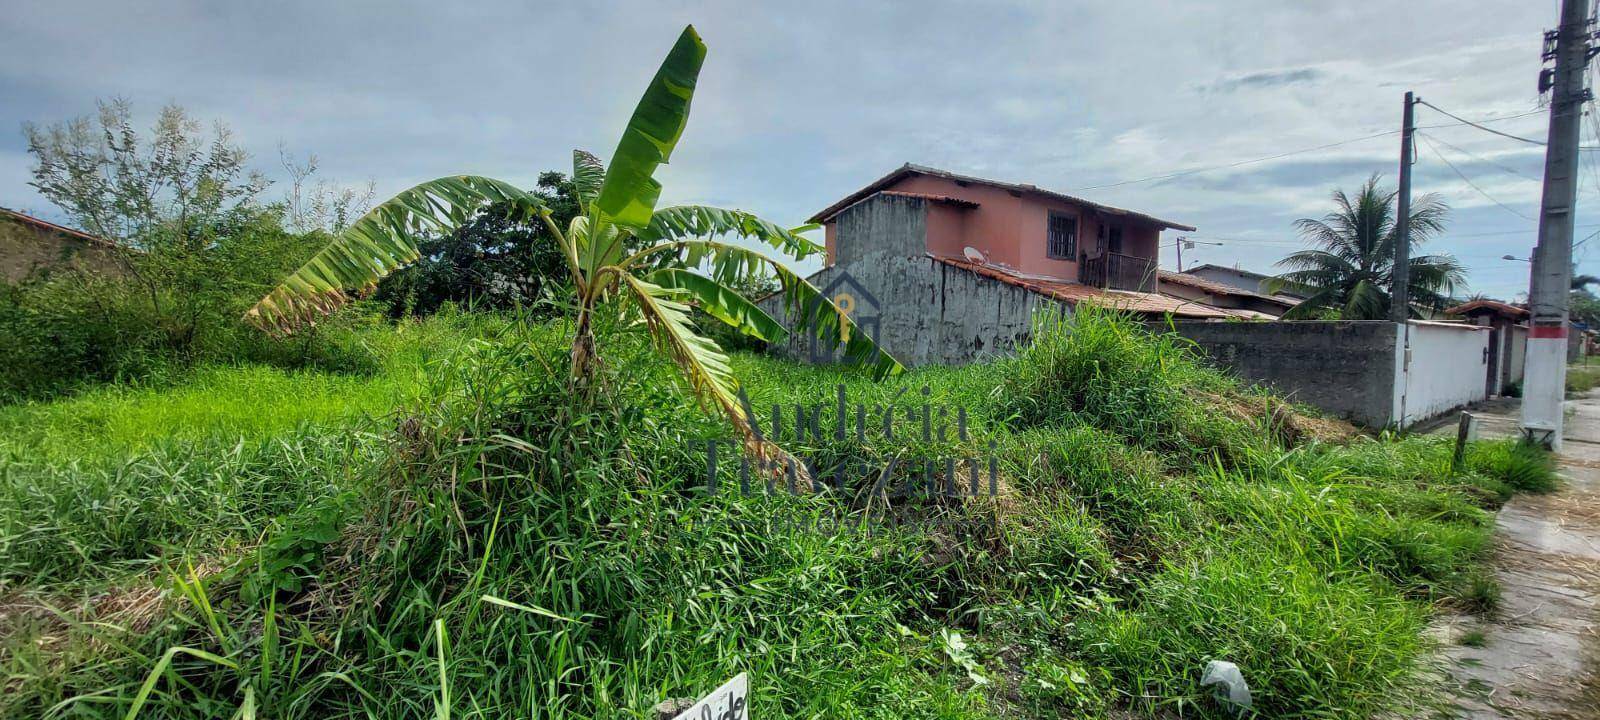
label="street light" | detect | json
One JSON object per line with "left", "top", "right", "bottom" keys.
{"left": 1172, "top": 236, "right": 1224, "bottom": 271}
{"left": 1503, "top": 254, "right": 1532, "bottom": 262}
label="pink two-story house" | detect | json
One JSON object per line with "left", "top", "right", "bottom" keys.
{"left": 762, "top": 164, "right": 1236, "bottom": 366}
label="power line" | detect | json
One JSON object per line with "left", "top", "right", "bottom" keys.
{"left": 1415, "top": 108, "right": 1547, "bottom": 131}
{"left": 1416, "top": 131, "right": 1542, "bottom": 182}
{"left": 1417, "top": 132, "right": 1536, "bottom": 220}
{"left": 1417, "top": 100, "right": 1552, "bottom": 146}
{"left": 1445, "top": 223, "right": 1600, "bottom": 238}
{"left": 1069, "top": 107, "right": 1549, "bottom": 193}
{"left": 1068, "top": 130, "right": 1399, "bottom": 191}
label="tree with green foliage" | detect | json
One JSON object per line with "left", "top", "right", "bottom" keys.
{"left": 1571, "top": 290, "right": 1600, "bottom": 328}
{"left": 372, "top": 171, "right": 582, "bottom": 317}
{"left": 248, "top": 25, "right": 899, "bottom": 454}
{"left": 1273, "top": 174, "right": 1466, "bottom": 319}
{"left": 25, "top": 99, "right": 269, "bottom": 245}
{"left": 7, "top": 101, "right": 374, "bottom": 397}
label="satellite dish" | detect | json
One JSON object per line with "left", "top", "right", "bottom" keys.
{"left": 963, "top": 246, "right": 987, "bottom": 264}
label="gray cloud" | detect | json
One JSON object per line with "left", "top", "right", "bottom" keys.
{"left": 1200, "top": 67, "right": 1325, "bottom": 93}
{"left": 0, "top": 0, "right": 1579, "bottom": 301}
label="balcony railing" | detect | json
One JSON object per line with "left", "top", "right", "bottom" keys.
{"left": 1078, "top": 252, "right": 1157, "bottom": 293}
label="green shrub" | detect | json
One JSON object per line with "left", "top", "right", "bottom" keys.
{"left": 1467, "top": 439, "right": 1558, "bottom": 493}
{"left": 999, "top": 307, "right": 1260, "bottom": 464}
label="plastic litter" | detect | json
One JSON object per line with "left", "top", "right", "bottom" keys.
{"left": 1200, "top": 660, "right": 1252, "bottom": 713}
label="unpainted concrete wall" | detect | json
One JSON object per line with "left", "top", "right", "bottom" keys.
{"left": 1160, "top": 320, "right": 1400, "bottom": 427}
{"left": 761, "top": 193, "right": 1061, "bottom": 366}
{"left": 1395, "top": 322, "right": 1490, "bottom": 426}
{"left": 0, "top": 216, "right": 121, "bottom": 282}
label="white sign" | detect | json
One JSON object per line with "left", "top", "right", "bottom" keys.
{"left": 669, "top": 673, "right": 749, "bottom": 720}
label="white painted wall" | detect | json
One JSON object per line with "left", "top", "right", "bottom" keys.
{"left": 1394, "top": 321, "right": 1491, "bottom": 426}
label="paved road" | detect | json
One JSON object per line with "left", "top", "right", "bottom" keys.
{"left": 1431, "top": 392, "right": 1600, "bottom": 718}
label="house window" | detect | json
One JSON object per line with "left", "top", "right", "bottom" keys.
{"left": 1107, "top": 226, "right": 1124, "bottom": 254}
{"left": 1047, "top": 213, "right": 1077, "bottom": 259}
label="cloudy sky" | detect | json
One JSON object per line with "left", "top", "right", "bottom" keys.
{"left": 0, "top": 0, "right": 1588, "bottom": 299}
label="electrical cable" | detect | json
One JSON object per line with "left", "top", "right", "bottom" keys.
{"left": 1417, "top": 133, "right": 1536, "bottom": 220}
{"left": 1069, "top": 107, "right": 1549, "bottom": 193}
{"left": 1417, "top": 131, "right": 1541, "bottom": 182}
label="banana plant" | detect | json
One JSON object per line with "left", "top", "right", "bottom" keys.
{"left": 246, "top": 25, "right": 901, "bottom": 455}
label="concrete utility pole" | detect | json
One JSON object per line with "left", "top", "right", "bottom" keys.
{"left": 1522, "top": 0, "right": 1593, "bottom": 450}
{"left": 1391, "top": 91, "right": 1418, "bottom": 323}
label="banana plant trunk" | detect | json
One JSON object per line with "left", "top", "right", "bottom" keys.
{"left": 570, "top": 305, "right": 598, "bottom": 385}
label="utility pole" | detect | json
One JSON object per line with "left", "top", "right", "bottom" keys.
{"left": 1176, "top": 236, "right": 1185, "bottom": 271}
{"left": 1522, "top": 0, "right": 1593, "bottom": 450}
{"left": 1391, "top": 91, "right": 1418, "bottom": 323}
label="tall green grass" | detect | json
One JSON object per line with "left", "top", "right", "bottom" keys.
{"left": 0, "top": 308, "right": 1557, "bottom": 719}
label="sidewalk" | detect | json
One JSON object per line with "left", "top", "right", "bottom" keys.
{"left": 1429, "top": 392, "right": 1600, "bottom": 718}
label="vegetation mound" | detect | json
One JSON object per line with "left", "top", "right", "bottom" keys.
{"left": 0, "top": 309, "right": 1551, "bottom": 719}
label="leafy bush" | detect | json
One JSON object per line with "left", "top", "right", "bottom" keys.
{"left": 1000, "top": 306, "right": 1264, "bottom": 464}
{"left": 0, "top": 212, "right": 379, "bottom": 401}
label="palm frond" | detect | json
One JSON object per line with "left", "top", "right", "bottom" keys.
{"left": 649, "top": 268, "right": 788, "bottom": 342}
{"left": 571, "top": 150, "right": 605, "bottom": 208}
{"left": 634, "top": 205, "right": 822, "bottom": 261}
{"left": 621, "top": 273, "right": 802, "bottom": 474}
{"left": 651, "top": 240, "right": 904, "bottom": 378}
{"left": 246, "top": 175, "right": 546, "bottom": 332}
{"left": 1342, "top": 279, "right": 1390, "bottom": 320}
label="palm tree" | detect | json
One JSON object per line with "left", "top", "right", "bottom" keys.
{"left": 1273, "top": 174, "right": 1466, "bottom": 319}
{"left": 247, "top": 26, "right": 899, "bottom": 456}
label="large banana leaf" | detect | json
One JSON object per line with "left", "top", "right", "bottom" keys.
{"left": 661, "top": 240, "right": 903, "bottom": 379}
{"left": 635, "top": 205, "right": 822, "bottom": 262}
{"left": 622, "top": 273, "right": 804, "bottom": 476}
{"left": 594, "top": 25, "right": 706, "bottom": 231}
{"left": 246, "top": 175, "right": 545, "bottom": 332}
{"left": 649, "top": 268, "right": 787, "bottom": 343}
{"left": 620, "top": 273, "right": 741, "bottom": 419}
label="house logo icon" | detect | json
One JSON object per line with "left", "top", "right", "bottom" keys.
{"left": 807, "top": 270, "right": 882, "bottom": 364}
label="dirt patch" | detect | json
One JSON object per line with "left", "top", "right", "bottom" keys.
{"left": 1196, "top": 390, "right": 1361, "bottom": 445}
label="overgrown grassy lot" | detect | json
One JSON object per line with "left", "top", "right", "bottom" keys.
{"left": 0, "top": 309, "right": 1553, "bottom": 719}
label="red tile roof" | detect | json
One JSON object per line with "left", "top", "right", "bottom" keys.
{"left": 809, "top": 164, "right": 1196, "bottom": 231}
{"left": 932, "top": 256, "right": 1236, "bottom": 319}
{"left": 1445, "top": 299, "right": 1529, "bottom": 320}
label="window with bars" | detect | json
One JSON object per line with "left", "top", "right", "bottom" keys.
{"left": 1047, "top": 212, "right": 1077, "bottom": 259}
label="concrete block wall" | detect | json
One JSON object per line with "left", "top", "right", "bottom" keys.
{"left": 1160, "top": 320, "right": 1400, "bottom": 427}
{"left": 1164, "top": 319, "right": 1489, "bottom": 428}
{"left": 760, "top": 193, "right": 1060, "bottom": 366}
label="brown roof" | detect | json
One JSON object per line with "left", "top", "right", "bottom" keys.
{"left": 809, "top": 163, "right": 1197, "bottom": 231}
{"left": 0, "top": 207, "right": 114, "bottom": 247}
{"left": 932, "top": 256, "right": 1237, "bottom": 319}
{"left": 1445, "top": 299, "right": 1529, "bottom": 320}
{"left": 1157, "top": 270, "right": 1296, "bottom": 309}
